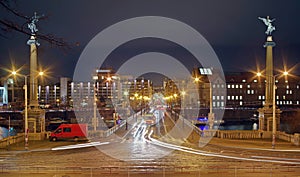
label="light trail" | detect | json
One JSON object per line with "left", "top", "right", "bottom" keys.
{"left": 147, "top": 130, "right": 300, "bottom": 165}
{"left": 51, "top": 142, "right": 109, "bottom": 151}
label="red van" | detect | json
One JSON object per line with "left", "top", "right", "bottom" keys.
{"left": 49, "top": 124, "right": 88, "bottom": 142}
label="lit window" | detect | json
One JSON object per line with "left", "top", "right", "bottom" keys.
{"left": 236, "top": 85, "right": 239, "bottom": 88}
{"left": 232, "top": 85, "right": 235, "bottom": 88}
{"left": 247, "top": 85, "right": 250, "bottom": 88}
{"left": 276, "top": 96, "right": 279, "bottom": 99}
{"left": 221, "top": 102, "right": 224, "bottom": 107}
{"left": 251, "top": 90, "right": 254, "bottom": 94}
{"left": 276, "top": 101, "right": 279, "bottom": 105}
{"left": 247, "top": 90, "right": 250, "bottom": 94}
{"left": 297, "top": 101, "right": 299, "bottom": 105}
{"left": 213, "top": 96, "right": 215, "bottom": 100}
{"left": 239, "top": 101, "right": 243, "bottom": 106}
{"left": 258, "top": 96, "right": 261, "bottom": 100}
{"left": 217, "top": 96, "right": 220, "bottom": 100}
{"left": 217, "top": 84, "right": 220, "bottom": 88}
{"left": 232, "top": 96, "right": 235, "bottom": 100}
{"left": 254, "top": 79, "right": 257, "bottom": 83}
{"left": 217, "top": 102, "right": 220, "bottom": 107}
{"left": 297, "top": 85, "right": 299, "bottom": 89}
{"left": 242, "top": 79, "right": 246, "bottom": 83}
{"left": 290, "top": 90, "right": 292, "bottom": 94}
{"left": 280, "top": 101, "right": 282, "bottom": 105}
{"left": 287, "top": 85, "right": 289, "bottom": 89}
{"left": 228, "top": 85, "right": 231, "bottom": 89}
{"left": 286, "top": 90, "right": 289, "bottom": 94}
{"left": 213, "top": 102, "right": 216, "bottom": 107}
{"left": 262, "top": 96, "right": 265, "bottom": 99}
{"left": 290, "top": 101, "right": 293, "bottom": 104}
{"left": 213, "top": 84, "right": 216, "bottom": 88}
{"left": 221, "top": 84, "right": 224, "bottom": 88}
{"left": 262, "top": 101, "right": 265, "bottom": 105}
{"left": 221, "top": 96, "right": 224, "bottom": 100}
{"left": 283, "top": 95, "right": 286, "bottom": 100}
{"left": 285, "top": 80, "right": 288, "bottom": 83}
{"left": 236, "top": 96, "right": 239, "bottom": 100}
{"left": 240, "top": 85, "right": 243, "bottom": 88}
{"left": 240, "top": 96, "right": 243, "bottom": 100}
{"left": 227, "top": 96, "right": 231, "bottom": 100}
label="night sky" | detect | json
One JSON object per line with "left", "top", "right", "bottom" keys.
{"left": 1, "top": 0, "right": 300, "bottom": 82}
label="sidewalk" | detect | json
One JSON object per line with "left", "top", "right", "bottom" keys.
{"left": 1, "top": 139, "right": 80, "bottom": 152}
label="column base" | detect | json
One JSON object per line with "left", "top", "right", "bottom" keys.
{"left": 258, "top": 106, "right": 281, "bottom": 131}
{"left": 27, "top": 107, "right": 45, "bottom": 133}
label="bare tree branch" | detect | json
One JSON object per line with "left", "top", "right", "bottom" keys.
{"left": 0, "top": 0, "right": 28, "bottom": 20}
{"left": 0, "top": 0, "right": 73, "bottom": 50}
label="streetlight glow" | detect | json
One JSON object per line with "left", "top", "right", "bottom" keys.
{"left": 181, "top": 91, "right": 186, "bottom": 96}
{"left": 256, "top": 72, "right": 262, "bottom": 77}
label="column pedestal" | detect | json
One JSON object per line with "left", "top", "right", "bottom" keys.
{"left": 258, "top": 106, "right": 281, "bottom": 131}
{"left": 27, "top": 107, "right": 45, "bottom": 133}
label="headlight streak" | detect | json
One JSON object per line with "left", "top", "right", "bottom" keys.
{"left": 146, "top": 130, "right": 300, "bottom": 165}
{"left": 51, "top": 142, "right": 109, "bottom": 151}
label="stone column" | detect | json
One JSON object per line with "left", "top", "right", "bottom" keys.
{"left": 264, "top": 36, "right": 275, "bottom": 107}
{"left": 26, "top": 35, "right": 45, "bottom": 134}
{"left": 28, "top": 36, "right": 39, "bottom": 107}
{"left": 258, "top": 36, "right": 281, "bottom": 131}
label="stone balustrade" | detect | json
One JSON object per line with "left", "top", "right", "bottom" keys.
{"left": 216, "top": 130, "right": 263, "bottom": 139}
{"left": 214, "top": 130, "right": 299, "bottom": 146}
{"left": 0, "top": 134, "right": 24, "bottom": 148}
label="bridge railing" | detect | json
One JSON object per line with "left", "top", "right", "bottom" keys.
{"left": 88, "top": 111, "right": 141, "bottom": 138}
{"left": 215, "top": 130, "right": 300, "bottom": 146}
{"left": 216, "top": 130, "right": 264, "bottom": 139}
{"left": 0, "top": 134, "right": 24, "bottom": 149}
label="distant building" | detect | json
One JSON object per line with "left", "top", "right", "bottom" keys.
{"left": 225, "top": 72, "right": 300, "bottom": 108}
{"left": 1, "top": 69, "right": 299, "bottom": 110}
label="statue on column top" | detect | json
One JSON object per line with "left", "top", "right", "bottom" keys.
{"left": 258, "top": 16, "right": 276, "bottom": 35}
{"left": 27, "top": 12, "right": 43, "bottom": 46}
{"left": 27, "top": 12, "right": 43, "bottom": 35}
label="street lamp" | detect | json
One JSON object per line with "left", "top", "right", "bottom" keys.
{"left": 257, "top": 71, "right": 288, "bottom": 149}
{"left": 92, "top": 74, "right": 98, "bottom": 131}
{"left": 12, "top": 71, "right": 28, "bottom": 150}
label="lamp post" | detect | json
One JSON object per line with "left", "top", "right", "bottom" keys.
{"left": 257, "top": 71, "right": 288, "bottom": 149}
{"left": 12, "top": 71, "right": 28, "bottom": 150}
{"left": 12, "top": 70, "right": 44, "bottom": 150}
{"left": 24, "top": 76, "right": 28, "bottom": 150}
{"left": 92, "top": 74, "right": 98, "bottom": 131}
